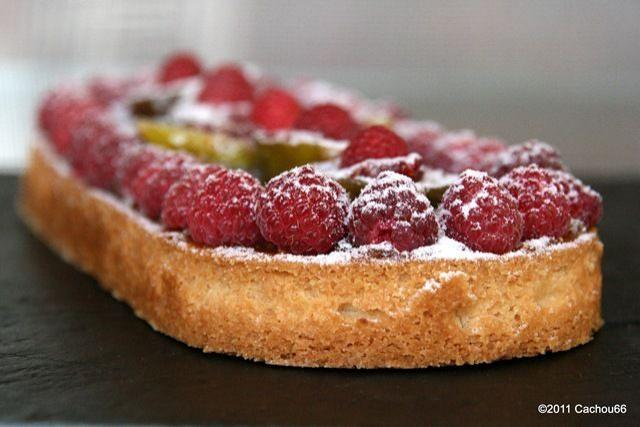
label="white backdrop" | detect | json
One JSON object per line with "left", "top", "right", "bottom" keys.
{"left": 1, "top": 0, "right": 639, "bottom": 175}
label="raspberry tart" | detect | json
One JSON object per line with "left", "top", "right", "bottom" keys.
{"left": 19, "top": 53, "right": 603, "bottom": 368}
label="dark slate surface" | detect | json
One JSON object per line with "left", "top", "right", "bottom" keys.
{"left": 1, "top": 175, "right": 639, "bottom": 426}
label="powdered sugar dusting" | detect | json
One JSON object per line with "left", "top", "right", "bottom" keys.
{"left": 170, "top": 101, "right": 250, "bottom": 128}
{"left": 328, "top": 153, "right": 422, "bottom": 180}
{"left": 254, "top": 129, "right": 348, "bottom": 151}
{"left": 394, "top": 119, "right": 443, "bottom": 141}
{"left": 349, "top": 172, "right": 435, "bottom": 224}
{"left": 417, "top": 168, "right": 459, "bottom": 188}
{"left": 179, "top": 231, "right": 598, "bottom": 265}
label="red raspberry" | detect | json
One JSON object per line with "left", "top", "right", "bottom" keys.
{"left": 127, "top": 152, "right": 192, "bottom": 219}
{"left": 250, "top": 88, "right": 301, "bottom": 130}
{"left": 440, "top": 170, "right": 523, "bottom": 254}
{"left": 38, "top": 88, "right": 76, "bottom": 131}
{"left": 188, "top": 169, "right": 264, "bottom": 247}
{"left": 490, "top": 140, "right": 566, "bottom": 178}
{"left": 161, "top": 164, "right": 223, "bottom": 230}
{"left": 158, "top": 52, "right": 202, "bottom": 84}
{"left": 198, "top": 64, "right": 254, "bottom": 104}
{"left": 349, "top": 171, "right": 439, "bottom": 251}
{"left": 295, "top": 103, "right": 359, "bottom": 140}
{"left": 340, "top": 125, "right": 409, "bottom": 167}
{"left": 256, "top": 165, "right": 349, "bottom": 254}
{"left": 425, "top": 131, "right": 506, "bottom": 173}
{"left": 116, "top": 144, "right": 166, "bottom": 196}
{"left": 346, "top": 153, "right": 423, "bottom": 181}
{"left": 550, "top": 170, "right": 603, "bottom": 229}
{"left": 500, "top": 165, "right": 571, "bottom": 240}
{"left": 132, "top": 154, "right": 192, "bottom": 219}
{"left": 394, "top": 120, "right": 443, "bottom": 161}
{"left": 38, "top": 89, "right": 102, "bottom": 155}
{"left": 68, "top": 115, "right": 134, "bottom": 190}
{"left": 88, "top": 77, "right": 136, "bottom": 106}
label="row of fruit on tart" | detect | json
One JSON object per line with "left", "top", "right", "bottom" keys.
{"left": 37, "top": 53, "right": 602, "bottom": 255}
{"left": 37, "top": 53, "right": 492, "bottom": 177}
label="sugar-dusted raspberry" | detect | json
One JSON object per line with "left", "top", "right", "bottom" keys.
{"left": 349, "top": 171, "right": 439, "bottom": 251}
{"left": 294, "top": 103, "right": 359, "bottom": 140}
{"left": 250, "top": 88, "right": 301, "bottom": 130}
{"left": 490, "top": 140, "right": 566, "bottom": 178}
{"left": 38, "top": 89, "right": 102, "bottom": 155}
{"left": 550, "top": 170, "right": 603, "bottom": 229}
{"left": 198, "top": 64, "right": 254, "bottom": 104}
{"left": 422, "top": 131, "right": 506, "bottom": 173}
{"left": 440, "top": 170, "right": 523, "bottom": 254}
{"left": 161, "top": 164, "right": 223, "bottom": 230}
{"left": 88, "top": 76, "right": 136, "bottom": 106}
{"left": 256, "top": 165, "right": 349, "bottom": 254}
{"left": 394, "top": 120, "right": 443, "bottom": 161}
{"left": 116, "top": 144, "right": 166, "bottom": 196}
{"left": 188, "top": 168, "right": 264, "bottom": 247}
{"left": 158, "top": 52, "right": 202, "bottom": 84}
{"left": 500, "top": 165, "right": 571, "bottom": 240}
{"left": 346, "top": 153, "right": 423, "bottom": 180}
{"left": 341, "top": 125, "right": 409, "bottom": 168}
{"left": 67, "top": 115, "right": 134, "bottom": 190}
{"left": 127, "top": 152, "right": 193, "bottom": 219}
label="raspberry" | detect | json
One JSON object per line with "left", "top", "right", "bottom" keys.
{"left": 127, "top": 152, "right": 193, "bottom": 219}
{"left": 440, "top": 170, "right": 523, "bottom": 254}
{"left": 346, "top": 153, "right": 423, "bottom": 180}
{"left": 294, "top": 103, "right": 359, "bottom": 140}
{"left": 500, "top": 165, "right": 571, "bottom": 240}
{"left": 158, "top": 52, "right": 202, "bottom": 84}
{"left": 250, "top": 88, "right": 301, "bottom": 130}
{"left": 425, "top": 131, "right": 506, "bottom": 173}
{"left": 161, "top": 164, "right": 223, "bottom": 230}
{"left": 188, "top": 169, "right": 264, "bottom": 247}
{"left": 394, "top": 120, "right": 443, "bottom": 159}
{"left": 340, "top": 125, "right": 409, "bottom": 167}
{"left": 256, "top": 165, "right": 349, "bottom": 254}
{"left": 550, "top": 170, "right": 603, "bottom": 229}
{"left": 349, "top": 171, "right": 439, "bottom": 251}
{"left": 38, "top": 89, "right": 102, "bottom": 155}
{"left": 88, "top": 77, "right": 135, "bottom": 106}
{"left": 490, "top": 140, "right": 566, "bottom": 178}
{"left": 116, "top": 144, "right": 166, "bottom": 196}
{"left": 198, "top": 64, "right": 254, "bottom": 104}
{"left": 38, "top": 88, "right": 75, "bottom": 130}
{"left": 68, "top": 115, "right": 134, "bottom": 190}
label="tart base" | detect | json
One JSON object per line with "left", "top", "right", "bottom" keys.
{"left": 18, "top": 143, "right": 603, "bottom": 368}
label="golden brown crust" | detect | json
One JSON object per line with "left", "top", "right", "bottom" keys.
{"left": 18, "top": 144, "right": 603, "bottom": 368}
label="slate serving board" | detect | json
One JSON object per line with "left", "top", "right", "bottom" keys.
{"left": 1, "top": 176, "right": 639, "bottom": 426}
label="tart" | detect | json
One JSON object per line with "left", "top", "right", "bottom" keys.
{"left": 19, "top": 52, "right": 604, "bottom": 368}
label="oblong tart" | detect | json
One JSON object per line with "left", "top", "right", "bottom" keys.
{"left": 19, "top": 142, "right": 603, "bottom": 368}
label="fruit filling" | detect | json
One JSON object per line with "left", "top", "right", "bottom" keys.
{"left": 37, "top": 52, "right": 603, "bottom": 256}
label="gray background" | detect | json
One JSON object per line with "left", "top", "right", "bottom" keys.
{"left": 1, "top": 0, "right": 638, "bottom": 176}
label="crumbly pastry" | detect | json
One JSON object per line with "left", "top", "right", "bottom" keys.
{"left": 19, "top": 142, "right": 602, "bottom": 368}
{"left": 21, "top": 54, "right": 604, "bottom": 368}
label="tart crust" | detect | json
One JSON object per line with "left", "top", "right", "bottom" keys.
{"left": 18, "top": 143, "right": 603, "bottom": 368}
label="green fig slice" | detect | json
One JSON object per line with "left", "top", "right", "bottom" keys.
{"left": 255, "top": 131, "right": 346, "bottom": 181}
{"left": 137, "top": 120, "right": 255, "bottom": 169}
